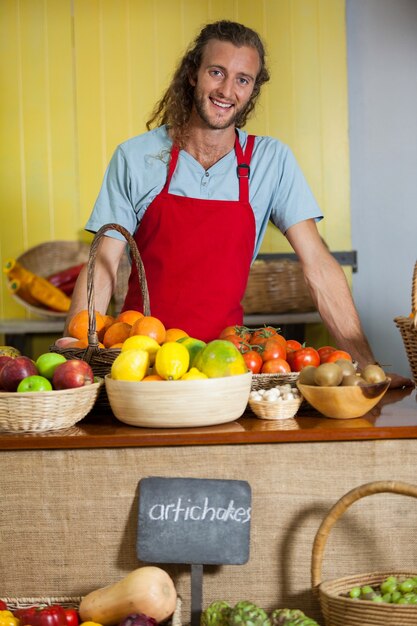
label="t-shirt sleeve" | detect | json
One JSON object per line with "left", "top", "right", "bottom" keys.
{"left": 269, "top": 145, "right": 323, "bottom": 234}
{"left": 85, "top": 147, "right": 138, "bottom": 241}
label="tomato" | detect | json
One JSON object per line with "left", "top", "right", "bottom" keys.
{"left": 259, "top": 337, "right": 287, "bottom": 362}
{"left": 291, "top": 347, "right": 320, "bottom": 371}
{"left": 243, "top": 350, "right": 263, "bottom": 374}
{"left": 324, "top": 349, "right": 353, "bottom": 363}
{"left": 261, "top": 358, "right": 291, "bottom": 374}
{"left": 219, "top": 325, "right": 252, "bottom": 342}
{"left": 286, "top": 339, "right": 302, "bottom": 352}
{"left": 222, "top": 334, "right": 250, "bottom": 354}
{"left": 250, "top": 326, "right": 279, "bottom": 344}
{"left": 317, "top": 345, "right": 336, "bottom": 364}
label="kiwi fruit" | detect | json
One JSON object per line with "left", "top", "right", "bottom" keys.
{"left": 362, "top": 364, "right": 387, "bottom": 383}
{"left": 342, "top": 374, "right": 367, "bottom": 386}
{"left": 335, "top": 358, "right": 356, "bottom": 377}
{"left": 314, "top": 362, "right": 344, "bottom": 386}
{"left": 298, "top": 365, "right": 317, "bottom": 385}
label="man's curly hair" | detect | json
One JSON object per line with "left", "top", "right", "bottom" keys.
{"left": 146, "top": 20, "right": 270, "bottom": 146}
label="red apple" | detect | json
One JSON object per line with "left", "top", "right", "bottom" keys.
{"left": 52, "top": 359, "right": 94, "bottom": 390}
{"left": 0, "top": 356, "right": 38, "bottom": 391}
{"left": 0, "top": 356, "right": 14, "bottom": 390}
{"left": 54, "top": 337, "right": 79, "bottom": 349}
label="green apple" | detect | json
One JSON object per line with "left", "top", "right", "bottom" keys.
{"left": 35, "top": 352, "right": 67, "bottom": 380}
{"left": 17, "top": 375, "right": 53, "bottom": 392}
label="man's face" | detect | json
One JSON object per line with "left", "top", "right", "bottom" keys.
{"left": 190, "top": 39, "right": 260, "bottom": 130}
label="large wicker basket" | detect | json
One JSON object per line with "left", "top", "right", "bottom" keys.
{"left": 311, "top": 480, "right": 417, "bottom": 626}
{"left": 242, "top": 258, "right": 316, "bottom": 314}
{"left": 394, "top": 261, "right": 417, "bottom": 382}
{"left": 51, "top": 223, "right": 150, "bottom": 381}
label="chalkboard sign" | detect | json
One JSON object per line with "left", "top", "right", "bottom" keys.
{"left": 137, "top": 477, "right": 251, "bottom": 565}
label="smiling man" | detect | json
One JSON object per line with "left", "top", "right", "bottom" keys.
{"left": 66, "top": 20, "right": 412, "bottom": 387}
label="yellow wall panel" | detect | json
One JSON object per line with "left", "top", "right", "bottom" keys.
{"left": 0, "top": 0, "right": 350, "bottom": 325}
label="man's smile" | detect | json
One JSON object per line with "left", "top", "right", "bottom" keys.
{"left": 210, "top": 97, "right": 234, "bottom": 109}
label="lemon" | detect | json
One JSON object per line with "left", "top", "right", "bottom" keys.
{"left": 155, "top": 341, "right": 190, "bottom": 380}
{"left": 111, "top": 349, "right": 150, "bottom": 381}
{"left": 121, "top": 334, "right": 160, "bottom": 364}
{"left": 177, "top": 336, "right": 207, "bottom": 367}
{"left": 180, "top": 367, "right": 208, "bottom": 380}
{"left": 194, "top": 339, "right": 247, "bottom": 378}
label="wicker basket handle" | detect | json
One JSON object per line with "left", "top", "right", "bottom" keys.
{"left": 311, "top": 480, "right": 417, "bottom": 591}
{"left": 411, "top": 261, "right": 417, "bottom": 327}
{"left": 86, "top": 223, "right": 151, "bottom": 345}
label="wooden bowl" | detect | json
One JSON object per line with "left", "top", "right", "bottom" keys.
{"left": 104, "top": 372, "right": 253, "bottom": 428}
{"left": 296, "top": 380, "right": 390, "bottom": 419}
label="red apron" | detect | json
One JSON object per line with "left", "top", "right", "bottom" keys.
{"left": 122, "top": 133, "right": 256, "bottom": 342}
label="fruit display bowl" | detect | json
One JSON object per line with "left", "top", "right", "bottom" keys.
{"left": 104, "top": 372, "right": 252, "bottom": 428}
{"left": 0, "top": 379, "right": 103, "bottom": 432}
{"left": 297, "top": 379, "right": 390, "bottom": 419}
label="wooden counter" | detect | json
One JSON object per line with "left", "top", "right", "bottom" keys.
{"left": 0, "top": 387, "right": 415, "bottom": 450}
{"left": 1, "top": 387, "right": 416, "bottom": 624}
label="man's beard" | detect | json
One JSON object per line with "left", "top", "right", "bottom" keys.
{"left": 193, "top": 90, "right": 247, "bottom": 130}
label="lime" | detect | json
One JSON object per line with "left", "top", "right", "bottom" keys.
{"left": 177, "top": 336, "right": 206, "bottom": 368}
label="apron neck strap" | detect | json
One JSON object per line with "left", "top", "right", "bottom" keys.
{"left": 165, "top": 133, "right": 256, "bottom": 202}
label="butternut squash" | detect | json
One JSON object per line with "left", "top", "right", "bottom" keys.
{"left": 79, "top": 566, "right": 177, "bottom": 625}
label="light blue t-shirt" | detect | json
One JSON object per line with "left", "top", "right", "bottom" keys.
{"left": 86, "top": 125, "right": 323, "bottom": 260}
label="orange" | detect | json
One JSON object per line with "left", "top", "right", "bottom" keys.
{"left": 164, "top": 328, "right": 189, "bottom": 342}
{"left": 116, "top": 309, "right": 144, "bottom": 325}
{"left": 68, "top": 309, "right": 105, "bottom": 341}
{"left": 142, "top": 374, "right": 164, "bottom": 381}
{"left": 109, "top": 342, "right": 123, "bottom": 349}
{"left": 98, "top": 314, "right": 116, "bottom": 341}
{"left": 103, "top": 321, "right": 132, "bottom": 348}
{"left": 130, "top": 315, "right": 166, "bottom": 344}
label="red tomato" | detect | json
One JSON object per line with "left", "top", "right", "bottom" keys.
{"left": 324, "top": 349, "right": 353, "bottom": 363}
{"left": 250, "top": 326, "right": 279, "bottom": 344}
{"left": 261, "top": 358, "right": 291, "bottom": 374}
{"left": 286, "top": 339, "right": 302, "bottom": 352}
{"left": 317, "top": 345, "right": 336, "bottom": 364}
{"left": 291, "top": 347, "right": 320, "bottom": 371}
{"left": 222, "top": 334, "right": 250, "bottom": 353}
{"left": 0, "top": 600, "right": 7, "bottom": 611}
{"left": 219, "top": 325, "right": 252, "bottom": 342}
{"left": 260, "top": 337, "right": 287, "bottom": 362}
{"left": 243, "top": 350, "right": 263, "bottom": 374}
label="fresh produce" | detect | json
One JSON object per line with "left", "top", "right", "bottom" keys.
{"left": 36, "top": 352, "right": 67, "bottom": 379}
{"left": 0, "top": 603, "right": 7, "bottom": 611}
{"left": 346, "top": 575, "right": 417, "bottom": 604}
{"left": 64, "top": 609, "right": 80, "bottom": 626}
{"left": 129, "top": 316, "right": 166, "bottom": 344}
{"left": 17, "top": 374, "right": 53, "bottom": 392}
{"left": 362, "top": 364, "right": 387, "bottom": 383}
{"left": 0, "top": 610, "right": 19, "bottom": 626}
{"left": 52, "top": 359, "right": 95, "bottom": 390}
{"left": 155, "top": 342, "right": 189, "bottom": 380}
{"left": 111, "top": 349, "right": 150, "bottom": 381}
{"left": 121, "top": 336, "right": 161, "bottom": 365}
{"left": 118, "top": 614, "right": 157, "bottom": 626}
{"left": 14, "top": 605, "right": 67, "bottom": 626}
{"left": 249, "top": 384, "right": 301, "bottom": 403}
{"left": 300, "top": 360, "right": 387, "bottom": 388}
{"left": 201, "top": 602, "right": 320, "bottom": 626}
{"left": 47, "top": 263, "right": 85, "bottom": 295}
{"left": 194, "top": 340, "right": 247, "bottom": 378}
{"left": 0, "top": 356, "right": 38, "bottom": 391}
{"left": 0, "top": 346, "right": 21, "bottom": 358}
{"left": 4, "top": 259, "right": 71, "bottom": 312}
{"left": 180, "top": 367, "right": 208, "bottom": 380}
{"left": 78, "top": 566, "right": 177, "bottom": 625}
{"left": 177, "top": 337, "right": 207, "bottom": 368}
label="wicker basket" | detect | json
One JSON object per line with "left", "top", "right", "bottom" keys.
{"left": 251, "top": 372, "right": 299, "bottom": 390}
{"left": 242, "top": 258, "right": 316, "bottom": 314}
{"left": 0, "top": 596, "right": 182, "bottom": 626}
{"left": 10, "top": 240, "right": 90, "bottom": 319}
{"left": 394, "top": 261, "right": 417, "bottom": 382}
{"left": 248, "top": 395, "right": 302, "bottom": 420}
{"left": 51, "top": 224, "right": 150, "bottom": 382}
{"left": 0, "top": 379, "right": 103, "bottom": 432}
{"left": 311, "top": 480, "right": 417, "bottom": 626}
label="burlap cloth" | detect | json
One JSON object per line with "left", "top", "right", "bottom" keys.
{"left": 1, "top": 440, "right": 417, "bottom": 623}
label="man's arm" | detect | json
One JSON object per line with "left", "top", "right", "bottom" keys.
{"left": 285, "top": 219, "right": 413, "bottom": 388}
{"left": 64, "top": 235, "right": 127, "bottom": 335}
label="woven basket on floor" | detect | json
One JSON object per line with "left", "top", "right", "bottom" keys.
{"left": 51, "top": 223, "right": 150, "bottom": 383}
{"left": 311, "top": 480, "right": 417, "bottom": 626}
{"left": 242, "top": 258, "right": 316, "bottom": 314}
{"left": 394, "top": 261, "right": 417, "bottom": 382}
{"left": 0, "top": 596, "right": 182, "bottom": 626}
{"left": 0, "top": 379, "right": 103, "bottom": 432}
